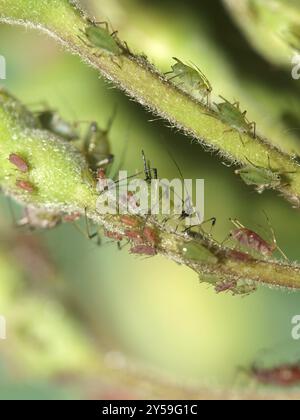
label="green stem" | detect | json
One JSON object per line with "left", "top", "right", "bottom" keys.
{"left": 1, "top": 0, "right": 300, "bottom": 208}
{"left": 1, "top": 87, "right": 300, "bottom": 295}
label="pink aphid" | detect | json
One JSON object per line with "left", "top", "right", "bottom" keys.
{"left": 226, "top": 249, "right": 254, "bottom": 262}
{"left": 105, "top": 230, "right": 124, "bottom": 242}
{"left": 215, "top": 280, "right": 237, "bottom": 294}
{"left": 229, "top": 218, "right": 286, "bottom": 259}
{"left": 130, "top": 244, "right": 157, "bottom": 256}
{"left": 125, "top": 229, "right": 143, "bottom": 243}
{"left": 9, "top": 153, "right": 29, "bottom": 173}
{"left": 120, "top": 215, "right": 140, "bottom": 228}
{"left": 251, "top": 364, "right": 300, "bottom": 387}
{"left": 143, "top": 226, "right": 158, "bottom": 246}
{"left": 16, "top": 180, "right": 34, "bottom": 193}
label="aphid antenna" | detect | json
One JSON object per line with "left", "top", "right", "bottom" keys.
{"left": 76, "top": 208, "right": 102, "bottom": 245}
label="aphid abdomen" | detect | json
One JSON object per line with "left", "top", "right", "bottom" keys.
{"left": 84, "top": 25, "right": 121, "bottom": 56}
{"left": 233, "top": 228, "right": 273, "bottom": 256}
{"left": 9, "top": 153, "right": 29, "bottom": 173}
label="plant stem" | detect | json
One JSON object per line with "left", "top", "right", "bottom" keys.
{"left": 1, "top": 87, "right": 300, "bottom": 294}
{"left": 1, "top": 0, "right": 300, "bottom": 208}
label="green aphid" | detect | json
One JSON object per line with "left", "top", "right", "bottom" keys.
{"left": 37, "top": 110, "right": 79, "bottom": 141}
{"left": 180, "top": 240, "right": 218, "bottom": 264}
{"left": 79, "top": 21, "right": 121, "bottom": 56}
{"left": 83, "top": 120, "right": 114, "bottom": 172}
{"left": 166, "top": 57, "right": 212, "bottom": 105}
{"left": 235, "top": 158, "right": 290, "bottom": 193}
{"left": 214, "top": 96, "right": 256, "bottom": 140}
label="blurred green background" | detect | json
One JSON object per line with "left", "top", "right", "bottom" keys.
{"left": 1, "top": 0, "right": 300, "bottom": 399}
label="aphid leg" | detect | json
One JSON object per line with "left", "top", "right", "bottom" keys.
{"left": 79, "top": 208, "right": 102, "bottom": 245}
{"left": 185, "top": 217, "right": 217, "bottom": 234}
{"left": 263, "top": 211, "right": 288, "bottom": 261}
{"left": 78, "top": 30, "right": 94, "bottom": 48}
{"left": 93, "top": 21, "right": 110, "bottom": 31}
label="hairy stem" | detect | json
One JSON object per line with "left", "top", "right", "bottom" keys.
{"left": 1, "top": 0, "right": 300, "bottom": 208}
{"left": 1, "top": 87, "right": 300, "bottom": 295}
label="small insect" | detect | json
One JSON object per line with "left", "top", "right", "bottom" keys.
{"left": 37, "top": 110, "right": 79, "bottom": 141}
{"left": 104, "top": 230, "right": 124, "bottom": 242}
{"left": 79, "top": 21, "right": 121, "bottom": 57}
{"left": 215, "top": 280, "right": 237, "bottom": 294}
{"left": 9, "top": 153, "right": 29, "bottom": 173}
{"left": 120, "top": 215, "right": 140, "bottom": 228}
{"left": 16, "top": 180, "right": 35, "bottom": 193}
{"left": 130, "top": 244, "right": 157, "bottom": 256}
{"left": 235, "top": 158, "right": 290, "bottom": 194}
{"left": 214, "top": 96, "right": 256, "bottom": 141}
{"left": 142, "top": 226, "right": 158, "bottom": 246}
{"left": 226, "top": 249, "right": 254, "bottom": 262}
{"left": 83, "top": 119, "right": 115, "bottom": 173}
{"left": 166, "top": 57, "right": 212, "bottom": 105}
{"left": 181, "top": 240, "right": 218, "bottom": 263}
{"left": 250, "top": 363, "right": 300, "bottom": 387}
{"left": 124, "top": 229, "right": 143, "bottom": 244}
{"left": 229, "top": 217, "right": 287, "bottom": 260}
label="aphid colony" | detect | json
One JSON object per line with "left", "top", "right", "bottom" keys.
{"left": 165, "top": 58, "right": 256, "bottom": 141}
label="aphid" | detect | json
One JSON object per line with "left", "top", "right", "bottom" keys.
{"left": 83, "top": 120, "right": 114, "bottom": 173}
{"left": 16, "top": 180, "right": 35, "bottom": 193}
{"left": 130, "top": 244, "right": 157, "bottom": 256}
{"left": 226, "top": 249, "right": 254, "bottom": 262}
{"left": 215, "top": 280, "right": 237, "bottom": 294}
{"left": 142, "top": 226, "right": 158, "bottom": 246}
{"left": 166, "top": 57, "right": 212, "bottom": 105}
{"left": 79, "top": 21, "right": 121, "bottom": 57}
{"left": 9, "top": 153, "right": 29, "bottom": 173}
{"left": 229, "top": 217, "right": 287, "bottom": 260}
{"left": 214, "top": 96, "right": 256, "bottom": 140}
{"left": 37, "top": 110, "right": 79, "bottom": 141}
{"left": 235, "top": 165, "right": 280, "bottom": 193}
{"left": 181, "top": 240, "right": 218, "bottom": 263}
{"left": 250, "top": 363, "right": 300, "bottom": 387}
{"left": 104, "top": 230, "right": 124, "bottom": 242}
{"left": 235, "top": 158, "right": 289, "bottom": 194}
{"left": 120, "top": 215, "right": 140, "bottom": 228}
